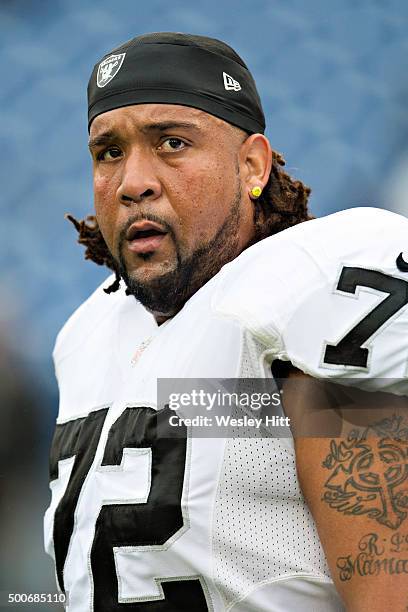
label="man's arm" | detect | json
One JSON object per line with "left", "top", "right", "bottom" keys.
{"left": 281, "top": 368, "right": 408, "bottom": 611}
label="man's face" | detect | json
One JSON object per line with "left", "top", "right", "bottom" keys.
{"left": 89, "top": 104, "right": 255, "bottom": 317}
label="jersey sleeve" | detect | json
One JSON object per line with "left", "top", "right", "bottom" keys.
{"left": 52, "top": 274, "right": 126, "bottom": 420}
{"left": 212, "top": 207, "right": 408, "bottom": 394}
{"left": 52, "top": 273, "right": 118, "bottom": 368}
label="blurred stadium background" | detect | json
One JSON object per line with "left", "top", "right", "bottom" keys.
{"left": 1, "top": 0, "right": 408, "bottom": 607}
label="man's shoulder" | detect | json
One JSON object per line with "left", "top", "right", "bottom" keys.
{"left": 291, "top": 205, "right": 407, "bottom": 249}
{"left": 213, "top": 206, "right": 408, "bottom": 393}
{"left": 53, "top": 274, "right": 129, "bottom": 364}
{"left": 217, "top": 206, "right": 407, "bottom": 285}
{"left": 238, "top": 206, "right": 405, "bottom": 261}
{"left": 212, "top": 205, "right": 408, "bottom": 345}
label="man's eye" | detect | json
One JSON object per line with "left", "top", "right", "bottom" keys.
{"left": 96, "top": 147, "right": 122, "bottom": 161}
{"left": 159, "top": 138, "right": 186, "bottom": 152}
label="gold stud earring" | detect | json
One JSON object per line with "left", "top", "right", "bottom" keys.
{"left": 251, "top": 186, "right": 262, "bottom": 199}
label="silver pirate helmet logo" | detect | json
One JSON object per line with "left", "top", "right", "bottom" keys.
{"left": 97, "top": 53, "right": 126, "bottom": 88}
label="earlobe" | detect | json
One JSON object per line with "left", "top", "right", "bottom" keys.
{"left": 242, "top": 133, "right": 272, "bottom": 199}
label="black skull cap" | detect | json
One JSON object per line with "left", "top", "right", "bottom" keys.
{"left": 88, "top": 32, "right": 265, "bottom": 134}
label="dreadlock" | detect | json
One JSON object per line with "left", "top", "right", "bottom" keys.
{"left": 67, "top": 149, "right": 312, "bottom": 294}
{"left": 65, "top": 214, "right": 120, "bottom": 294}
{"left": 251, "top": 149, "right": 312, "bottom": 243}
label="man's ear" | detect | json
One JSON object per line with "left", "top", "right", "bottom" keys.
{"left": 239, "top": 133, "right": 272, "bottom": 195}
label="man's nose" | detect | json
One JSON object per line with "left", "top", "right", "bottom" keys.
{"left": 116, "top": 148, "right": 161, "bottom": 205}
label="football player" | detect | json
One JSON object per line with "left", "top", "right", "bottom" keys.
{"left": 44, "top": 33, "right": 408, "bottom": 611}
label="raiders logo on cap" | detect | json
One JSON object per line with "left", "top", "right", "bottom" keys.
{"left": 97, "top": 53, "right": 126, "bottom": 88}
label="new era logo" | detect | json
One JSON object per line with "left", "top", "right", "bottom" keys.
{"left": 223, "top": 71, "right": 241, "bottom": 91}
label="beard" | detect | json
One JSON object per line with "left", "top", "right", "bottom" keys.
{"left": 113, "top": 185, "right": 243, "bottom": 317}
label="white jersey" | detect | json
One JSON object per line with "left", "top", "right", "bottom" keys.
{"left": 44, "top": 207, "right": 408, "bottom": 611}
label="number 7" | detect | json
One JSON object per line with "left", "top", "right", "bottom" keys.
{"left": 323, "top": 267, "right": 408, "bottom": 368}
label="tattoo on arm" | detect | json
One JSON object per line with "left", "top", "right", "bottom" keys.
{"left": 321, "top": 414, "right": 408, "bottom": 530}
{"left": 336, "top": 532, "right": 408, "bottom": 581}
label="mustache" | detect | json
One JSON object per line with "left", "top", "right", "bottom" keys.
{"left": 117, "top": 212, "right": 176, "bottom": 253}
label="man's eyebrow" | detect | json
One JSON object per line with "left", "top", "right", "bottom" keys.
{"left": 140, "top": 121, "right": 201, "bottom": 134}
{"left": 88, "top": 122, "right": 201, "bottom": 150}
{"left": 88, "top": 131, "right": 118, "bottom": 150}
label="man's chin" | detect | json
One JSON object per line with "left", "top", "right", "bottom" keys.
{"left": 125, "top": 258, "right": 177, "bottom": 286}
{"left": 118, "top": 259, "right": 185, "bottom": 316}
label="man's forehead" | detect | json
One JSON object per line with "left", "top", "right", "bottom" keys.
{"left": 89, "top": 103, "right": 228, "bottom": 137}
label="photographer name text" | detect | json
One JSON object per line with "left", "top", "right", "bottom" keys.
{"left": 169, "top": 414, "right": 290, "bottom": 428}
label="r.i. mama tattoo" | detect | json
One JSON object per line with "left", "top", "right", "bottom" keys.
{"left": 337, "top": 532, "right": 408, "bottom": 581}
{"left": 322, "top": 415, "right": 408, "bottom": 530}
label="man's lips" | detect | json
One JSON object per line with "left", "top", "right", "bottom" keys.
{"left": 125, "top": 220, "right": 168, "bottom": 255}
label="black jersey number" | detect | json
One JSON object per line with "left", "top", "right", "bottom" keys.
{"left": 49, "top": 406, "right": 209, "bottom": 611}
{"left": 323, "top": 267, "right": 408, "bottom": 368}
